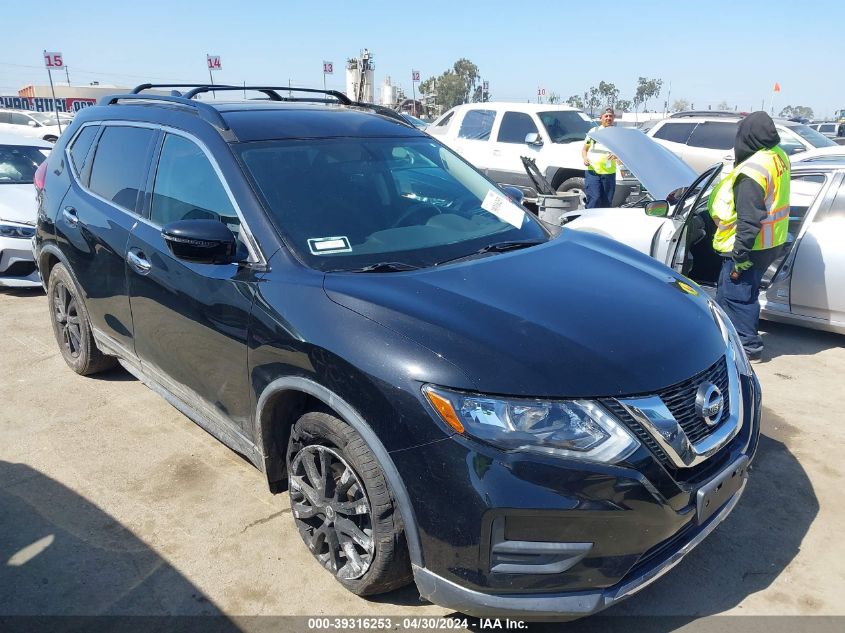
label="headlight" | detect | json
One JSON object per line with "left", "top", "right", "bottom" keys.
{"left": 422, "top": 385, "right": 640, "bottom": 464}
{"left": 709, "top": 299, "right": 752, "bottom": 376}
{"left": 0, "top": 224, "right": 36, "bottom": 239}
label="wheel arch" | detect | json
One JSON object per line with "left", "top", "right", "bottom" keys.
{"left": 548, "top": 167, "right": 584, "bottom": 190}
{"left": 255, "top": 376, "right": 424, "bottom": 567}
{"left": 37, "top": 244, "right": 70, "bottom": 291}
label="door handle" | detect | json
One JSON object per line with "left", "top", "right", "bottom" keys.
{"left": 492, "top": 149, "right": 501, "bottom": 156}
{"left": 127, "top": 248, "right": 152, "bottom": 274}
{"left": 62, "top": 206, "right": 79, "bottom": 226}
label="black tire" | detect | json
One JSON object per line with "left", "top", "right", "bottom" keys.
{"left": 557, "top": 176, "right": 587, "bottom": 209}
{"left": 287, "top": 410, "right": 412, "bottom": 596}
{"left": 47, "top": 263, "right": 117, "bottom": 375}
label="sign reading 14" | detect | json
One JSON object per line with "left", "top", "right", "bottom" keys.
{"left": 207, "top": 55, "right": 222, "bottom": 71}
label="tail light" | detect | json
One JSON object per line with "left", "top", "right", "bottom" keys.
{"left": 34, "top": 161, "right": 47, "bottom": 191}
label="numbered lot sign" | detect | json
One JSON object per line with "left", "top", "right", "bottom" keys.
{"left": 207, "top": 55, "right": 222, "bottom": 71}
{"left": 411, "top": 70, "right": 420, "bottom": 82}
{"left": 323, "top": 61, "right": 334, "bottom": 74}
{"left": 44, "top": 52, "right": 64, "bottom": 70}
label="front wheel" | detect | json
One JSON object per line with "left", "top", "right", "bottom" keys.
{"left": 557, "top": 177, "right": 586, "bottom": 209}
{"left": 287, "top": 410, "right": 412, "bottom": 595}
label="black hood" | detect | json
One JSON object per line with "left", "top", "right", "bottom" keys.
{"left": 735, "top": 111, "right": 780, "bottom": 164}
{"left": 324, "top": 231, "right": 726, "bottom": 399}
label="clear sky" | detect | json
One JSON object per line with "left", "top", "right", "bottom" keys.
{"left": 2, "top": 0, "right": 841, "bottom": 117}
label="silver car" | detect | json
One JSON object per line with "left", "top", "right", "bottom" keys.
{"left": 565, "top": 127, "right": 845, "bottom": 335}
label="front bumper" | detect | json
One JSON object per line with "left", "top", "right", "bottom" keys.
{"left": 414, "top": 459, "right": 747, "bottom": 619}
{"left": 0, "top": 236, "right": 40, "bottom": 288}
{"left": 395, "top": 372, "right": 761, "bottom": 619}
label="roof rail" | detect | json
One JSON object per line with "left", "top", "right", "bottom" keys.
{"left": 182, "top": 85, "right": 352, "bottom": 105}
{"left": 100, "top": 93, "right": 232, "bottom": 135}
{"left": 668, "top": 110, "right": 744, "bottom": 119}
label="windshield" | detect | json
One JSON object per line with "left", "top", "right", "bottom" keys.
{"left": 0, "top": 144, "right": 47, "bottom": 185}
{"left": 787, "top": 124, "right": 836, "bottom": 148}
{"left": 538, "top": 111, "right": 593, "bottom": 143}
{"left": 27, "top": 112, "right": 60, "bottom": 126}
{"left": 237, "top": 137, "right": 548, "bottom": 272}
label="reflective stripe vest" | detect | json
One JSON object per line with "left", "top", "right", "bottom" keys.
{"left": 586, "top": 127, "right": 616, "bottom": 175}
{"left": 708, "top": 146, "right": 790, "bottom": 253}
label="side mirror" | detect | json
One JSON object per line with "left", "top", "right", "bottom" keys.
{"left": 525, "top": 132, "right": 543, "bottom": 146}
{"left": 27, "top": 120, "right": 37, "bottom": 127}
{"left": 644, "top": 200, "right": 670, "bottom": 218}
{"left": 501, "top": 186, "right": 525, "bottom": 205}
{"left": 161, "top": 219, "right": 237, "bottom": 264}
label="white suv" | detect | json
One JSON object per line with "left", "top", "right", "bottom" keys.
{"left": 426, "top": 103, "right": 640, "bottom": 206}
{"left": 0, "top": 109, "right": 65, "bottom": 143}
{"left": 647, "top": 112, "right": 838, "bottom": 173}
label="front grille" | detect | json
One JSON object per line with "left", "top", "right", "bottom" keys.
{"left": 601, "top": 399, "right": 672, "bottom": 465}
{"left": 657, "top": 357, "right": 730, "bottom": 444}
{"left": 1, "top": 261, "right": 37, "bottom": 277}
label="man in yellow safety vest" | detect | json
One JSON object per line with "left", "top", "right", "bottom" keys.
{"left": 708, "top": 111, "right": 790, "bottom": 362}
{"left": 582, "top": 107, "right": 617, "bottom": 208}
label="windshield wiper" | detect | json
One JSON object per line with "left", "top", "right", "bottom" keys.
{"left": 436, "top": 239, "right": 545, "bottom": 266}
{"left": 349, "top": 261, "right": 421, "bottom": 273}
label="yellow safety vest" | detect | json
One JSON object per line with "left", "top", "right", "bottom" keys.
{"left": 708, "top": 146, "right": 790, "bottom": 253}
{"left": 586, "top": 127, "right": 616, "bottom": 175}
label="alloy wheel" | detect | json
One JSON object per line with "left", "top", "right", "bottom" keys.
{"left": 289, "top": 444, "right": 375, "bottom": 580}
{"left": 53, "top": 282, "right": 82, "bottom": 358}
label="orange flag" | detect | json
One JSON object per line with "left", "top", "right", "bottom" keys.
{"left": 774, "top": 82, "right": 781, "bottom": 92}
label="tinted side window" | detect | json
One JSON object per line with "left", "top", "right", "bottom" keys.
{"left": 652, "top": 122, "right": 697, "bottom": 144}
{"left": 435, "top": 110, "right": 455, "bottom": 128}
{"left": 497, "top": 112, "right": 538, "bottom": 144}
{"left": 68, "top": 125, "right": 99, "bottom": 176}
{"left": 151, "top": 134, "right": 239, "bottom": 234}
{"left": 10, "top": 112, "right": 32, "bottom": 126}
{"left": 824, "top": 180, "right": 845, "bottom": 219}
{"left": 0, "top": 112, "right": 10, "bottom": 124}
{"left": 458, "top": 110, "right": 496, "bottom": 141}
{"left": 686, "top": 122, "right": 737, "bottom": 150}
{"left": 88, "top": 126, "right": 156, "bottom": 212}
{"left": 820, "top": 124, "right": 836, "bottom": 134}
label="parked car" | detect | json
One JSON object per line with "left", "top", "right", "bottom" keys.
{"left": 647, "top": 112, "right": 838, "bottom": 173}
{"left": 808, "top": 122, "right": 839, "bottom": 139}
{"left": 0, "top": 109, "right": 65, "bottom": 143}
{"left": 0, "top": 132, "right": 51, "bottom": 287}
{"left": 791, "top": 146, "right": 845, "bottom": 163}
{"left": 566, "top": 127, "right": 845, "bottom": 336}
{"left": 34, "top": 84, "right": 761, "bottom": 619}
{"left": 427, "top": 103, "right": 641, "bottom": 207}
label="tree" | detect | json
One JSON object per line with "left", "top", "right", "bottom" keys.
{"left": 547, "top": 92, "right": 561, "bottom": 105}
{"left": 780, "top": 105, "right": 814, "bottom": 120}
{"left": 585, "top": 86, "right": 601, "bottom": 117}
{"left": 598, "top": 81, "right": 620, "bottom": 109}
{"left": 615, "top": 99, "right": 632, "bottom": 113}
{"left": 672, "top": 98, "right": 690, "bottom": 112}
{"left": 471, "top": 85, "right": 491, "bottom": 103}
{"left": 418, "top": 58, "right": 481, "bottom": 110}
{"left": 566, "top": 94, "right": 584, "bottom": 108}
{"left": 632, "top": 77, "right": 663, "bottom": 115}
{"left": 717, "top": 100, "right": 731, "bottom": 111}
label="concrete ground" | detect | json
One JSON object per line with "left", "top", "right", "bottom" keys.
{"left": 1, "top": 287, "right": 844, "bottom": 625}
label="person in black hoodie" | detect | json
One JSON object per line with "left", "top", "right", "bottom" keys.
{"left": 709, "top": 111, "right": 790, "bottom": 361}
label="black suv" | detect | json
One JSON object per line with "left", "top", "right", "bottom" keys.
{"left": 34, "top": 84, "right": 761, "bottom": 619}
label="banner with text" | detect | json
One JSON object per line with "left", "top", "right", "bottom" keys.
{"left": 1, "top": 96, "right": 98, "bottom": 113}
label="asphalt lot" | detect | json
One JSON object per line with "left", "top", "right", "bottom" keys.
{"left": 1, "top": 286, "right": 844, "bottom": 626}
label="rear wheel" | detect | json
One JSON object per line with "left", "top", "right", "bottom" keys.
{"left": 47, "top": 264, "right": 117, "bottom": 375}
{"left": 287, "top": 410, "right": 412, "bottom": 595}
{"left": 557, "top": 177, "right": 586, "bottom": 209}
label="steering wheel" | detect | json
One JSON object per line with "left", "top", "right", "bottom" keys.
{"left": 391, "top": 202, "right": 441, "bottom": 228}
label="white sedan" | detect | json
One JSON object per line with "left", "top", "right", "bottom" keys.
{"left": 565, "top": 127, "right": 845, "bottom": 335}
{"left": 0, "top": 132, "right": 51, "bottom": 288}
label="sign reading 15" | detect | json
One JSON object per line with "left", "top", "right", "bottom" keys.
{"left": 44, "top": 52, "right": 64, "bottom": 70}
{"left": 207, "top": 55, "right": 222, "bottom": 71}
